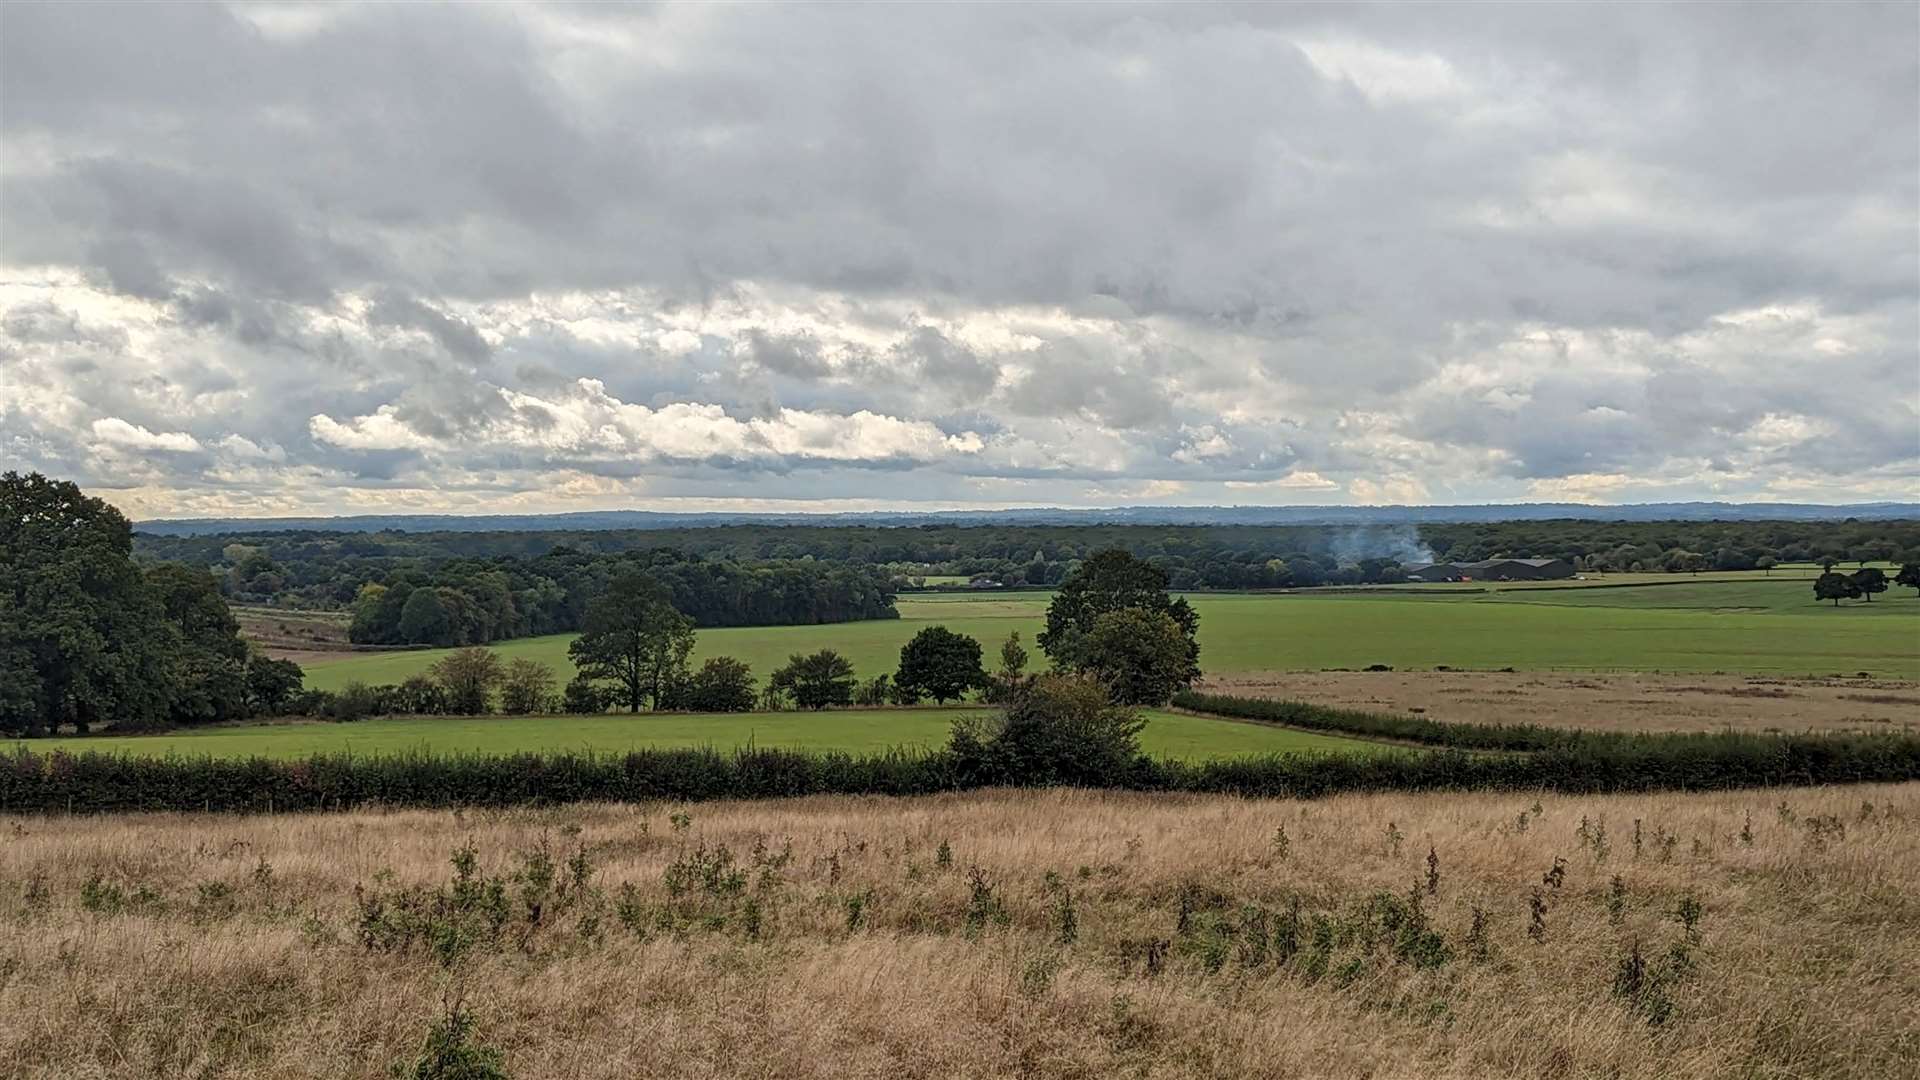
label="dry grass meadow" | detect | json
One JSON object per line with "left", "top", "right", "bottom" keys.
{"left": 1203, "top": 670, "right": 1920, "bottom": 735}
{"left": 4, "top": 784, "right": 1918, "bottom": 1078}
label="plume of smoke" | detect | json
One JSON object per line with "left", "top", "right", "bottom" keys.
{"left": 1329, "top": 525, "right": 1436, "bottom": 566}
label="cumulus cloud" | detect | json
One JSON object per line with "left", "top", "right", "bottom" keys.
{"left": 0, "top": 2, "right": 1914, "bottom": 515}
{"left": 90, "top": 418, "right": 203, "bottom": 453}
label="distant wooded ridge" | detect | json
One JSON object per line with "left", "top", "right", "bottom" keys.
{"left": 135, "top": 501, "right": 1920, "bottom": 536}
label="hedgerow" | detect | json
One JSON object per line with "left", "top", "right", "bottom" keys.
{"left": 4, "top": 714, "right": 1917, "bottom": 813}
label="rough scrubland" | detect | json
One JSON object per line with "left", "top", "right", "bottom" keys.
{"left": 4, "top": 783, "right": 1916, "bottom": 1078}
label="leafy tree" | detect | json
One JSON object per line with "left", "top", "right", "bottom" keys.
{"left": 1756, "top": 556, "right": 1777, "bottom": 575}
{"left": 1814, "top": 572, "right": 1861, "bottom": 607}
{"left": 1038, "top": 549, "right": 1199, "bottom": 681}
{"left": 431, "top": 647, "right": 504, "bottom": 714}
{"left": 0, "top": 472, "right": 178, "bottom": 736}
{"left": 146, "top": 562, "right": 253, "bottom": 727}
{"left": 244, "top": 655, "right": 306, "bottom": 715}
{"left": 566, "top": 572, "right": 695, "bottom": 712}
{"left": 983, "top": 630, "right": 1030, "bottom": 704}
{"left": 1896, "top": 563, "right": 1920, "bottom": 597}
{"left": 894, "top": 625, "right": 986, "bottom": 704}
{"left": 946, "top": 674, "right": 1146, "bottom": 787}
{"left": 561, "top": 673, "right": 609, "bottom": 714}
{"left": 854, "top": 673, "right": 896, "bottom": 706}
{"left": 675, "top": 656, "right": 757, "bottom": 712}
{"left": 399, "top": 587, "right": 454, "bottom": 645}
{"left": 499, "top": 658, "right": 557, "bottom": 715}
{"left": 1082, "top": 608, "right": 1197, "bottom": 705}
{"left": 1850, "top": 567, "right": 1888, "bottom": 602}
{"left": 394, "top": 673, "right": 451, "bottom": 715}
{"left": 768, "top": 649, "right": 857, "bottom": 710}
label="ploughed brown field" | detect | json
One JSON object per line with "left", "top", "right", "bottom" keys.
{"left": 1204, "top": 670, "right": 1920, "bottom": 735}
{"left": 4, "top": 785, "right": 1916, "bottom": 1078}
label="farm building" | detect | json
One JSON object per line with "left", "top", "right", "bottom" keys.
{"left": 1404, "top": 558, "right": 1575, "bottom": 582}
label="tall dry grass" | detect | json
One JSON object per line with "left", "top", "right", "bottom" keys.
{"left": 3, "top": 783, "right": 1917, "bottom": 1078}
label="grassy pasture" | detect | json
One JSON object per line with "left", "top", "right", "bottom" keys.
{"left": 299, "top": 580, "right": 1920, "bottom": 690}
{"left": 1, "top": 708, "right": 1389, "bottom": 762}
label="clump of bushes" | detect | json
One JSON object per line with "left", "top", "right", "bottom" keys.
{"left": 948, "top": 674, "right": 1149, "bottom": 787}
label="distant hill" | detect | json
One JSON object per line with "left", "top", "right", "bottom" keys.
{"left": 134, "top": 502, "right": 1920, "bottom": 537}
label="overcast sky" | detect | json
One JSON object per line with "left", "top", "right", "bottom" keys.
{"left": 2, "top": 2, "right": 1915, "bottom": 518}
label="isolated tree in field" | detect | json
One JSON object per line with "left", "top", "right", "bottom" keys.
{"left": 1814, "top": 572, "right": 1861, "bottom": 607}
{"left": 1082, "top": 608, "right": 1197, "bottom": 706}
{"left": 431, "top": 646, "right": 504, "bottom": 714}
{"left": 1850, "top": 567, "right": 1888, "bottom": 603}
{"left": 1038, "top": 549, "right": 1200, "bottom": 681}
{"left": 895, "top": 625, "right": 986, "bottom": 704}
{"left": 499, "top": 658, "right": 557, "bottom": 715}
{"left": 1756, "top": 556, "right": 1777, "bottom": 575}
{"left": 567, "top": 572, "right": 695, "bottom": 712}
{"left": 677, "top": 656, "right": 757, "bottom": 712}
{"left": 1896, "top": 563, "right": 1920, "bottom": 597}
{"left": 769, "top": 649, "right": 857, "bottom": 709}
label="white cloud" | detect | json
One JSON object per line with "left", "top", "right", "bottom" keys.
{"left": 89, "top": 417, "right": 203, "bottom": 452}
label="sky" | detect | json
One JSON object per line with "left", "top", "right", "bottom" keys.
{"left": 2, "top": 2, "right": 1916, "bottom": 520}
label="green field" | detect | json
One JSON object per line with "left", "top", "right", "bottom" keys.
{"left": 300, "top": 577, "right": 1920, "bottom": 690}
{"left": 3, "top": 708, "right": 1388, "bottom": 762}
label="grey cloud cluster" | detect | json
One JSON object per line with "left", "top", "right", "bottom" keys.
{"left": 0, "top": 1, "right": 1914, "bottom": 516}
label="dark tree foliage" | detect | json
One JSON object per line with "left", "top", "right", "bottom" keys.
{"left": 3, "top": 473, "right": 199, "bottom": 735}
{"left": 567, "top": 573, "right": 694, "bottom": 712}
{"left": 1083, "top": 608, "right": 1197, "bottom": 706}
{"left": 673, "top": 657, "right": 757, "bottom": 713}
{"left": 136, "top": 518, "right": 1920, "bottom": 598}
{"left": 2, "top": 473, "right": 295, "bottom": 736}
{"left": 1897, "top": 563, "right": 1920, "bottom": 597}
{"left": 561, "top": 673, "right": 610, "bottom": 715}
{"left": 894, "top": 626, "right": 986, "bottom": 704}
{"left": 769, "top": 650, "right": 857, "bottom": 710}
{"left": 948, "top": 674, "right": 1148, "bottom": 787}
{"left": 1850, "top": 566, "right": 1888, "bottom": 602}
{"left": 1038, "top": 550, "right": 1200, "bottom": 686}
{"left": 146, "top": 562, "right": 253, "bottom": 728}
{"left": 245, "top": 656, "right": 306, "bottom": 715}
{"left": 1814, "top": 572, "right": 1862, "bottom": 607}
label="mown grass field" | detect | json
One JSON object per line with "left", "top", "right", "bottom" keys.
{"left": 1, "top": 708, "right": 1390, "bottom": 762}
{"left": 299, "top": 577, "right": 1920, "bottom": 691}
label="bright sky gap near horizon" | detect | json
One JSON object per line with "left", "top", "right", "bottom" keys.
{"left": 1, "top": 3, "right": 1915, "bottom": 520}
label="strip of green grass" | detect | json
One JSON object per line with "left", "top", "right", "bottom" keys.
{"left": 3, "top": 708, "right": 1389, "bottom": 762}
{"left": 301, "top": 586, "right": 1920, "bottom": 690}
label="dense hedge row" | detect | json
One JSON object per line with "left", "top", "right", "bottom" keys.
{"left": 1171, "top": 690, "right": 1582, "bottom": 751}
{"left": 5, "top": 725, "right": 1917, "bottom": 814}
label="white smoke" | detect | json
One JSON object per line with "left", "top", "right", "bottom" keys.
{"left": 1329, "top": 525, "right": 1437, "bottom": 566}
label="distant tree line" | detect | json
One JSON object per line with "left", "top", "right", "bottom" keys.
{"left": 1, "top": 473, "right": 305, "bottom": 738}
{"left": 333, "top": 548, "right": 897, "bottom": 647}
{"left": 136, "top": 518, "right": 1920, "bottom": 598}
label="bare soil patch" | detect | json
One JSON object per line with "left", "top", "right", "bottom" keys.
{"left": 1202, "top": 670, "right": 1920, "bottom": 734}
